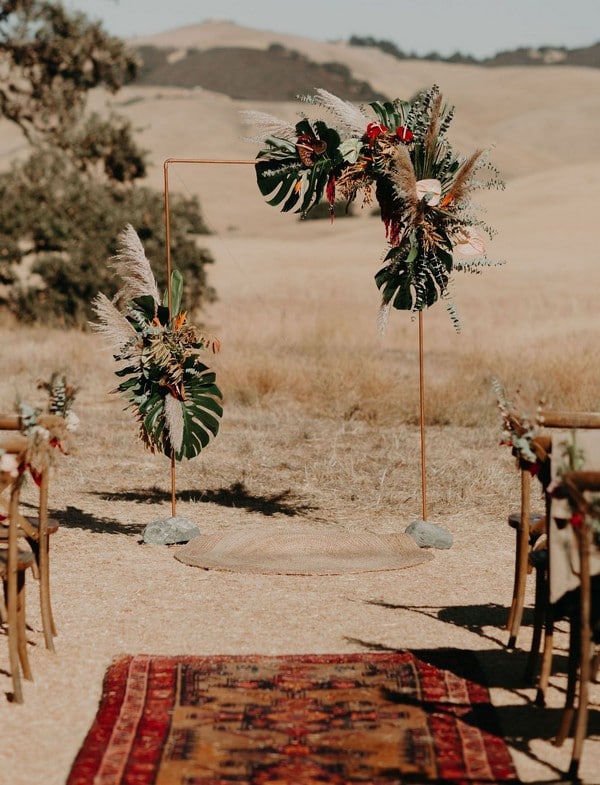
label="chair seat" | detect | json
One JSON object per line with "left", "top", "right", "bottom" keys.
{"left": 23, "top": 516, "right": 60, "bottom": 537}
{"left": 0, "top": 548, "right": 35, "bottom": 574}
{"left": 508, "top": 511, "right": 545, "bottom": 543}
{"left": 0, "top": 517, "right": 59, "bottom": 541}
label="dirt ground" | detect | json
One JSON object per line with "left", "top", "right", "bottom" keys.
{"left": 0, "top": 398, "right": 598, "bottom": 785}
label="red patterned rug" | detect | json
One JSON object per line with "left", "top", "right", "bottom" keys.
{"left": 67, "top": 651, "right": 520, "bottom": 784}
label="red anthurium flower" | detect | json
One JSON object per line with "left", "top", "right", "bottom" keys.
{"left": 395, "top": 125, "right": 414, "bottom": 143}
{"left": 570, "top": 512, "right": 585, "bottom": 529}
{"left": 326, "top": 174, "right": 336, "bottom": 205}
{"left": 365, "top": 122, "right": 388, "bottom": 142}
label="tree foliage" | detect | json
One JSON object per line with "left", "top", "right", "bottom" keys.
{"left": 0, "top": 0, "right": 136, "bottom": 146}
{"left": 0, "top": 1, "right": 216, "bottom": 325}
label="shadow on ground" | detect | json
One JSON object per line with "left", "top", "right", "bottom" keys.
{"left": 91, "top": 481, "right": 319, "bottom": 518}
{"left": 346, "top": 632, "right": 600, "bottom": 785}
{"left": 50, "top": 505, "right": 146, "bottom": 535}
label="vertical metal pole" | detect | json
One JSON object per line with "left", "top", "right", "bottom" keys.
{"left": 162, "top": 158, "right": 256, "bottom": 520}
{"left": 163, "top": 161, "right": 176, "bottom": 517}
{"left": 418, "top": 310, "right": 427, "bottom": 521}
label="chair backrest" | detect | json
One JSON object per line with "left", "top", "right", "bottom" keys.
{"left": 549, "top": 430, "right": 600, "bottom": 605}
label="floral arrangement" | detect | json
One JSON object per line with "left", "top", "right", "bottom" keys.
{"left": 245, "top": 85, "right": 504, "bottom": 329}
{"left": 550, "top": 432, "right": 600, "bottom": 545}
{"left": 493, "top": 378, "right": 546, "bottom": 473}
{"left": 91, "top": 225, "right": 223, "bottom": 461}
{"left": 0, "top": 372, "right": 79, "bottom": 488}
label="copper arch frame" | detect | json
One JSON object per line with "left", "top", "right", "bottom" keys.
{"left": 162, "top": 157, "right": 428, "bottom": 522}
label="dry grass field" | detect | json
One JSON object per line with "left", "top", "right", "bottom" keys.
{"left": 0, "top": 22, "right": 599, "bottom": 784}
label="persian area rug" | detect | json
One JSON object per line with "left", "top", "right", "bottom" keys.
{"left": 66, "top": 651, "right": 520, "bottom": 785}
{"left": 175, "top": 526, "right": 434, "bottom": 575}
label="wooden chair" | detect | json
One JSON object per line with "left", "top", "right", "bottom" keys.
{"left": 0, "top": 415, "right": 58, "bottom": 652}
{"left": 551, "top": 469, "right": 600, "bottom": 781}
{"left": 522, "top": 413, "right": 600, "bottom": 706}
{"left": 0, "top": 433, "right": 34, "bottom": 703}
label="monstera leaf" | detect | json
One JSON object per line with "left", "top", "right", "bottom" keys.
{"left": 255, "top": 119, "right": 342, "bottom": 215}
{"left": 375, "top": 235, "right": 453, "bottom": 313}
{"left": 115, "top": 355, "right": 223, "bottom": 461}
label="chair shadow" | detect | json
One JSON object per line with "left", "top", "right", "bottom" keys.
{"left": 344, "top": 637, "right": 599, "bottom": 781}
{"left": 364, "top": 600, "right": 533, "bottom": 647}
{"left": 50, "top": 505, "right": 146, "bottom": 535}
{"left": 91, "top": 481, "right": 319, "bottom": 518}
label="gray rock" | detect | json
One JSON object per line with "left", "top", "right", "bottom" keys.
{"left": 404, "top": 520, "right": 453, "bottom": 549}
{"left": 142, "top": 515, "right": 201, "bottom": 545}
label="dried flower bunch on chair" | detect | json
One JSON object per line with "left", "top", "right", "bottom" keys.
{"left": 91, "top": 225, "right": 223, "bottom": 461}
{"left": 245, "top": 85, "right": 504, "bottom": 329}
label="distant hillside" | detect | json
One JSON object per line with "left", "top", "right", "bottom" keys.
{"left": 130, "top": 28, "right": 600, "bottom": 102}
{"left": 349, "top": 35, "right": 600, "bottom": 68}
{"left": 134, "top": 43, "right": 387, "bottom": 101}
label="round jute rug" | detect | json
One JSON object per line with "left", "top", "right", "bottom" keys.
{"left": 174, "top": 526, "right": 434, "bottom": 575}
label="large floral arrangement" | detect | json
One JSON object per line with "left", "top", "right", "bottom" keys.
{"left": 91, "top": 225, "right": 223, "bottom": 461}
{"left": 245, "top": 85, "right": 504, "bottom": 328}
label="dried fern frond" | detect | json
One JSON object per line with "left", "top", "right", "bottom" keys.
{"left": 240, "top": 110, "right": 297, "bottom": 143}
{"left": 387, "top": 144, "right": 419, "bottom": 215}
{"left": 310, "top": 88, "right": 371, "bottom": 135}
{"left": 450, "top": 149, "right": 485, "bottom": 204}
{"left": 110, "top": 224, "right": 160, "bottom": 306}
{"left": 423, "top": 91, "right": 443, "bottom": 159}
{"left": 89, "top": 292, "right": 137, "bottom": 352}
{"left": 377, "top": 299, "right": 391, "bottom": 335}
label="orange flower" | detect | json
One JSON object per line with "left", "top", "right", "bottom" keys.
{"left": 174, "top": 311, "right": 187, "bottom": 330}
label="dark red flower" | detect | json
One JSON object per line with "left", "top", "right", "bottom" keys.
{"left": 365, "top": 122, "right": 388, "bottom": 142}
{"left": 326, "top": 174, "right": 336, "bottom": 206}
{"left": 395, "top": 125, "right": 414, "bottom": 143}
{"left": 570, "top": 512, "right": 584, "bottom": 529}
{"left": 326, "top": 175, "right": 336, "bottom": 222}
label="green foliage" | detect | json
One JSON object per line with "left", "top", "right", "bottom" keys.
{"left": 252, "top": 86, "right": 504, "bottom": 328}
{"left": 102, "top": 266, "right": 223, "bottom": 462}
{"left": 0, "top": 2, "right": 216, "bottom": 326}
{"left": 0, "top": 0, "right": 137, "bottom": 144}
{"left": 0, "top": 147, "right": 215, "bottom": 326}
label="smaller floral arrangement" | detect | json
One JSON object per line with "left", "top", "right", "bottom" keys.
{"left": 549, "top": 432, "right": 600, "bottom": 545}
{"left": 493, "top": 379, "right": 546, "bottom": 474}
{"left": 0, "top": 372, "right": 78, "bottom": 488}
{"left": 91, "top": 225, "right": 223, "bottom": 461}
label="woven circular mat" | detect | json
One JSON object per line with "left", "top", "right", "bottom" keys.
{"left": 174, "top": 526, "right": 434, "bottom": 575}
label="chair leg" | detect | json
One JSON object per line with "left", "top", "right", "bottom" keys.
{"left": 525, "top": 563, "right": 547, "bottom": 683}
{"left": 508, "top": 522, "right": 530, "bottom": 648}
{"left": 16, "top": 571, "right": 32, "bottom": 682}
{"left": 554, "top": 619, "right": 579, "bottom": 746}
{"left": 506, "top": 527, "right": 519, "bottom": 634}
{"left": 33, "top": 537, "right": 55, "bottom": 651}
{"left": 535, "top": 620, "right": 554, "bottom": 707}
{"left": 508, "top": 472, "right": 532, "bottom": 649}
{"left": 4, "top": 576, "right": 23, "bottom": 704}
{"left": 567, "top": 523, "right": 593, "bottom": 782}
